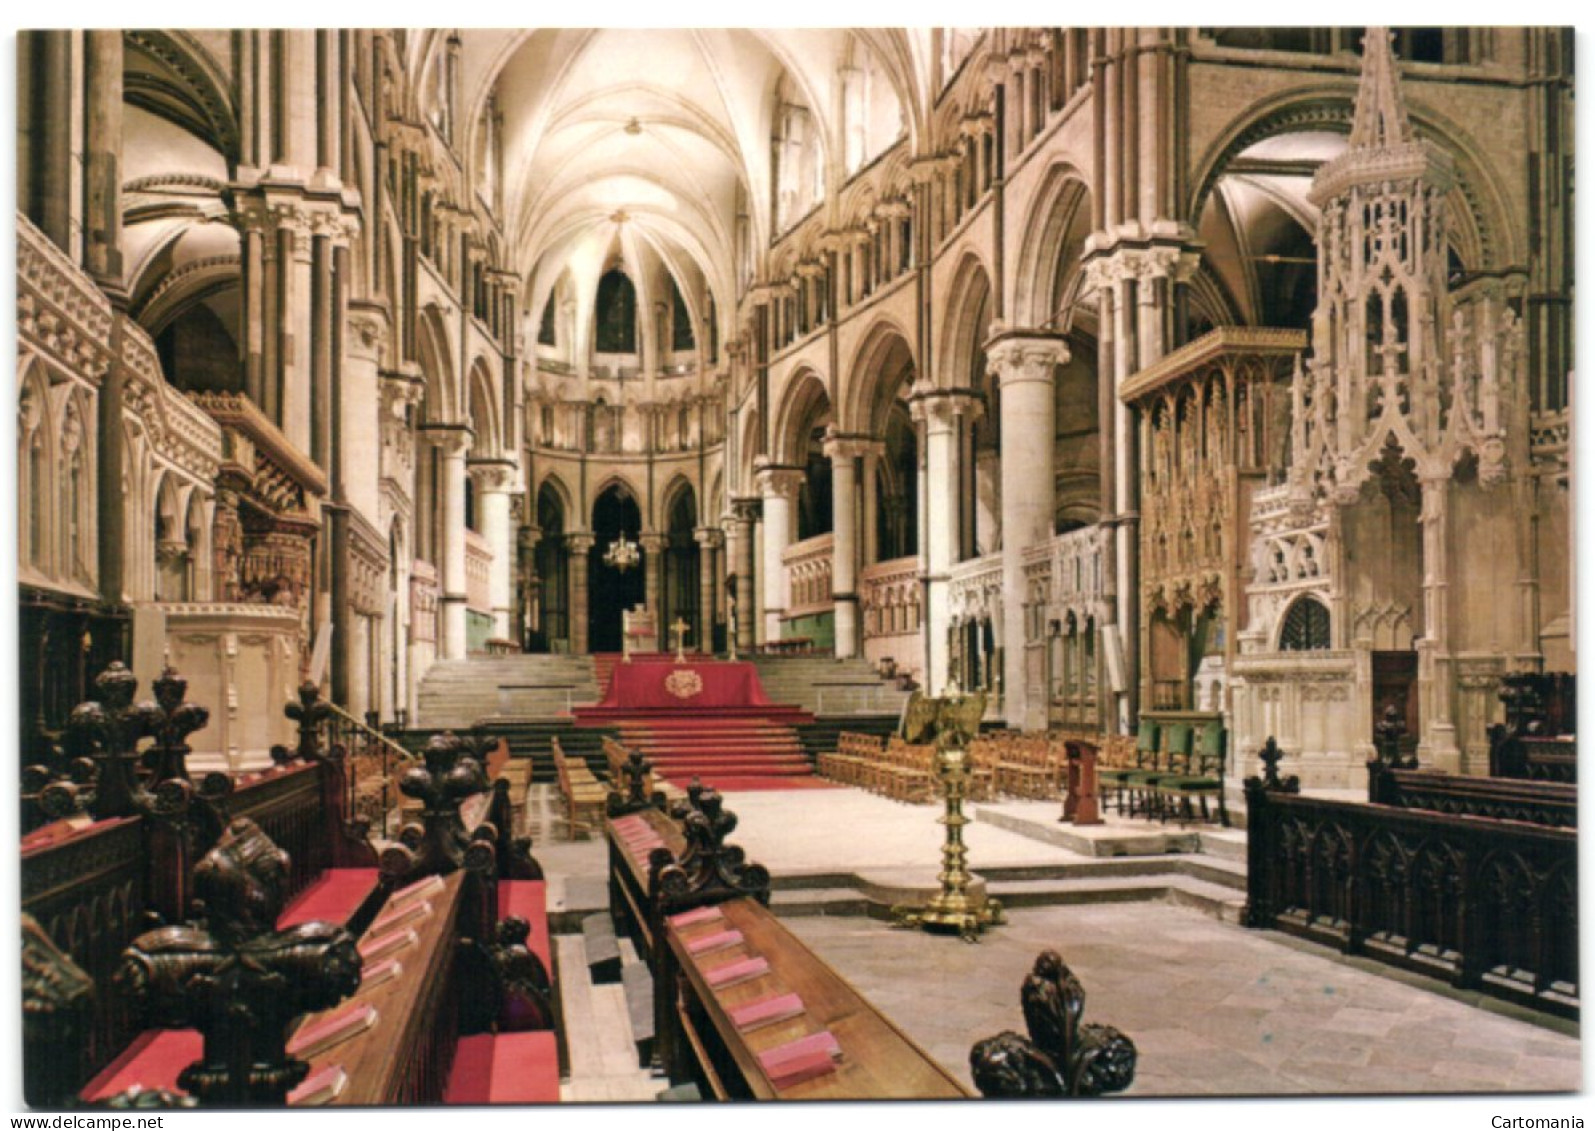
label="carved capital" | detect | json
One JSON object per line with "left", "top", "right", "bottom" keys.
{"left": 467, "top": 459, "right": 518, "bottom": 493}
{"left": 908, "top": 388, "right": 984, "bottom": 431}
{"left": 985, "top": 325, "right": 1071, "bottom": 387}
{"left": 755, "top": 465, "right": 806, "bottom": 501}
{"left": 422, "top": 425, "right": 474, "bottom": 458}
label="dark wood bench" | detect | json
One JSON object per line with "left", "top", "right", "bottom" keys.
{"left": 661, "top": 897, "right": 971, "bottom": 1100}
{"left": 1246, "top": 740, "right": 1579, "bottom": 1019}
{"left": 1369, "top": 763, "right": 1576, "bottom": 829}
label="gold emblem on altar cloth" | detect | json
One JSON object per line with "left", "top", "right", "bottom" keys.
{"left": 665, "top": 670, "right": 704, "bottom": 699}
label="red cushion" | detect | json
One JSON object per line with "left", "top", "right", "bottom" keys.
{"left": 445, "top": 1032, "right": 560, "bottom": 1104}
{"left": 498, "top": 880, "right": 551, "bottom": 966}
{"left": 278, "top": 868, "right": 380, "bottom": 929}
{"left": 80, "top": 1030, "right": 201, "bottom": 1102}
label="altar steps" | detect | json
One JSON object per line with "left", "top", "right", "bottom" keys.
{"left": 617, "top": 716, "right": 821, "bottom": 790}
{"left": 750, "top": 656, "right": 911, "bottom": 716}
{"left": 416, "top": 655, "right": 603, "bottom": 728}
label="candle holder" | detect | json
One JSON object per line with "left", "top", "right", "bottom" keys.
{"left": 889, "top": 690, "right": 1004, "bottom": 942}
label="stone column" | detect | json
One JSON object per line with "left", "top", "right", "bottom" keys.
{"left": 861, "top": 441, "right": 881, "bottom": 567}
{"left": 641, "top": 533, "right": 667, "bottom": 622}
{"left": 431, "top": 427, "right": 473, "bottom": 659}
{"left": 279, "top": 209, "right": 314, "bottom": 447}
{"left": 987, "top": 328, "right": 1070, "bottom": 731}
{"left": 824, "top": 432, "right": 868, "bottom": 658}
{"left": 83, "top": 30, "right": 124, "bottom": 293}
{"left": 472, "top": 461, "right": 518, "bottom": 641}
{"left": 727, "top": 501, "right": 759, "bottom": 654}
{"left": 755, "top": 466, "right": 804, "bottom": 643}
{"left": 567, "top": 533, "right": 594, "bottom": 655}
{"left": 695, "top": 527, "right": 722, "bottom": 655}
{"left": 912, "top": 391, "right": 982, "bottom": 694}
{"left": 19, "top": 31, "right": 74, "bottom": 254}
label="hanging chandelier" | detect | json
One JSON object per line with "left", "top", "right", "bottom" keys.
{"left": 604, "top": 532, "right": 641, "bottom": 573}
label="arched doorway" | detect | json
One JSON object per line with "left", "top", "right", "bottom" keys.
{"left": 590, "top": 483, "right": 645, "bottom": 652}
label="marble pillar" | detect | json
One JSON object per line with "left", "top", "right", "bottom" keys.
{"left": 567, "top": 533, "right": 594, "bottom": 655}
{"left": 987, "top": 328, "right": 1070, "bottom": 730}
{"left": 824, "top": 433, "right": 869, "bottom": 658}
{"left": 472, "top": 461, "right": 518, "bottom": 640}
{"left": 433, "top": 427, "right": 472, "bottom": 659}
{"left": 912, "top": 391, "right": 981, "bottom": 694}
{"left": 695, "top": 527, "right": 722, "bottom": 655}
{"left": 756, "top": 466, "right": 804, "bottom": 643}
{"left": 641, "top": 533, "right": 667, "bottom": 622}
{"left": 727, "top": 502, "right": 758, "bottom": 654}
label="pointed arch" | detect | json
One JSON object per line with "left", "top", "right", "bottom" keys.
{"left": 1011, "top": 162, "right": 1092, "bottom": 329}
{"left": 937, "top": 251, "right": 993, "bottom": 390}
{"left": 415, "top": 303, "right": 460, "bottom": 425}
{"left": 770, "top": 367, "right": 832, "bottom": 466}
{"left": 843, "top": 316, "right": 917, "bottom": 435}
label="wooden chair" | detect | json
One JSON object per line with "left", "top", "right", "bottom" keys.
{"left": 1152, "top": 721, "right": 1229, "bottom": 826}
{"left": 1125, "top": 722, "right": 1191, "bottom": 819}
{"left": 552, "top": 738, "right": 607, "bottom": 838}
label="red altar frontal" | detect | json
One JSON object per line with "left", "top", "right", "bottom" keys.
{"left": 599, "top": 660, "right": 772, "bottom": 711}
{"left": 572, "top": 659, "right": 812, "bottom": 726}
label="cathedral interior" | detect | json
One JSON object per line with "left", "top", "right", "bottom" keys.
{"left": 12, "top": 25, "right": 1579, "bottom": 1112}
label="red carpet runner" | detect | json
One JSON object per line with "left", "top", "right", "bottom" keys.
{"left": 574, "top": 656, "right": 832, "bottom": 792}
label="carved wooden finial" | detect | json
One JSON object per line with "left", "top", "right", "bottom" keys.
{"left": 969, "top": 949, "right": 1137, "bottom": 1097}
{"left": 116, "top": 818, "right": 363, "bottom": 1105}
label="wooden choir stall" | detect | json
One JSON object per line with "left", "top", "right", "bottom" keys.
{"left": 20, "top": 666, "right": 563, "bottom": 1108}
{"left": 602, "top": 748, "right": 971, "bottom": 1100}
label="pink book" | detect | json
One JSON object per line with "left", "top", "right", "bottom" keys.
{"left": 667, "top": 905, "right": 724, "bottom": 929}
{"left": 286, "top": 1003, "right": 378, "bottom": 1059}
{"left": 390, "top": 874, "right": 445, "bottom": 906}
{"left": 761, "top": 1048, "right": 838, "bottom": 1089}
{"left": 357, "top": 926, "right": 417, "bottom": 962}
{"left": 288, "top": 1064, "right": 348, "bottom": 1106}
{"left": 703, "top": 955, "right": 769, "bottom": 989}
{"left": 758, "top": 1030, "right": 843, "bottom": 1073}
{"left": 359, "top": 958, "right": 402, "bottom": 990}
{"left": 686, "top": 929, "right": 744, "bottom": 956}
{"left": 370, "top": 898, "right": 432, "bottom": 934}
{"left": 728, "top": 992, "right": 805, "bottom": 1032}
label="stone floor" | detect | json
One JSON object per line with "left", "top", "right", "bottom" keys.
{"left": 525, "top": 783, "right": 1583, "bottom": 1102}
{"left": 785, "top": 905, "right": 1582, "bottom": 1096}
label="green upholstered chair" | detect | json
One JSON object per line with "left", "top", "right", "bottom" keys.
{"left": 1153, "top": 721, "right": 1229, "bottom": 826}
{"left": 1099, "top": 720, "right": 1159, "bottom": 815}
{"left": 1124, "top": 721, "right": 1192, "bottom": 818}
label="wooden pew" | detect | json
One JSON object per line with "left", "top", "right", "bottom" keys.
{"left": 1246, "top": 739, "right": 1579, "bottom": 1019}
{"left": 661, "top": 897, "right": 970, "bottom": 1100}
{"left": 1368, "top": 762, "right": 1576, "bottom": 829}
{"left": 606, "top": 807, "right": 689, "bottom": 965}
{"left": 292, "top": 872, "right": 469, "bottom": 1105}
{"left": 552, "top": 736, "right": 608, "bottom": 837}
{"left": 21, "top": 751, "right": 377, "bottom": 1106}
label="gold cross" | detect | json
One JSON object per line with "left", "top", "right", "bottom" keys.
{"left": 670, "top": 616, "right": 690, "bottom": 663}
